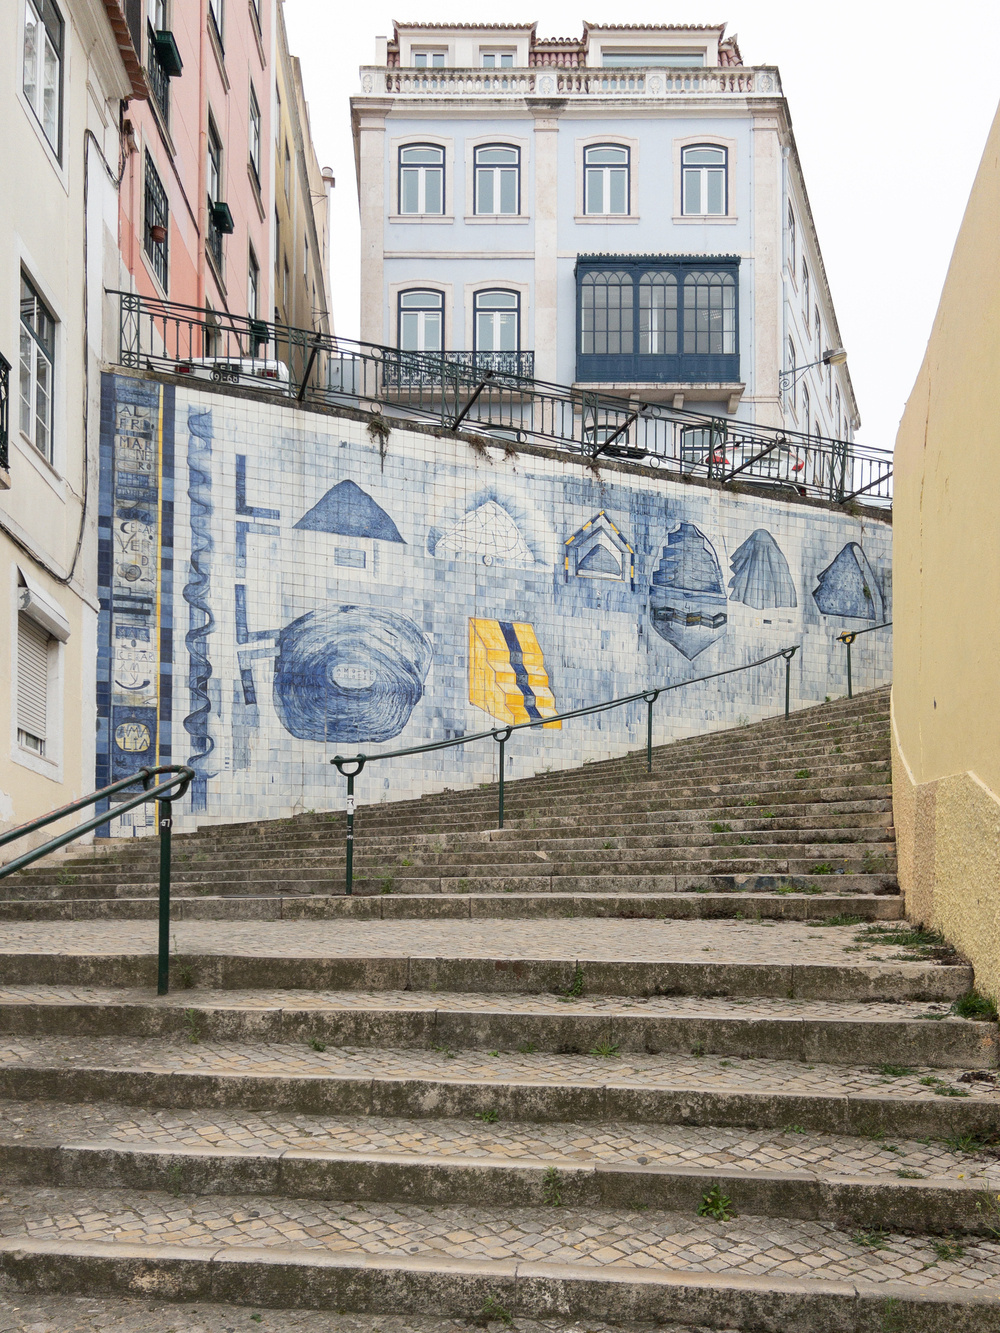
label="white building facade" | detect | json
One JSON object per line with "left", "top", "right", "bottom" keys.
{"left": 352, "top": 21, "right": 859, "bottom": 443}
{"left": 0, "top": 0, "right": 143, "bottom": 842}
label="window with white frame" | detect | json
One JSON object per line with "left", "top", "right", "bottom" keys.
{"left": 474, "top": 145, "right": 519, "bottom": 215}
{"left": 681, "top": 145, "right": 727, "bottom": 216}
{"left": 474, "top": 290, "right": 519, "bottom": 352}
{"left": 787, "top": 204, "right": 796, "bottom": 272}
{"left": 835, "top": 385, "right": 842, "bottom": 437}
{"left": 481, "top": 50, "right": 513, "bottom": 67}
{"left": 208, "top": 0, "right": 222, "bottom": 44}
{"left": 602, "top": 49, "right": 705, "bottom": 66}
{"left": 399, "top": 145, "right": 444, "bottom": 215}
{"left": 249, "top": 83, "right": 261, "bottom": 184}
{"left": 412, "top": 49, "right": 445, "bottom": 67}
{"left": 22, "top": 0, "right": 63, "bottom": 156}
{"left": 19, "top": 272, "right": 55, "bottom": 462}
{"left": 151, "top": 0, "right": 168, "bottom": 28}
{"left": 802, "top": 383, "right": 811, "bottom": 438}
{"left": 398, "top": 290, "right": 443, "bottom": 351}
{"left": 584, "top": 145, "right": 629, "bottom": 215}
{"left": 16, "top": 611, "right": 51, "bottom": 755}
{"left": 801, "top": 261, "right": 810, "bottom": 318}
{"left": 283, "top": 141, "right": 291, "bottom": 199}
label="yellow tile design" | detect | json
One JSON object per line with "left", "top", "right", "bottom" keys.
{"left": 469, "top": 618, "right": 560, "bottom": 728}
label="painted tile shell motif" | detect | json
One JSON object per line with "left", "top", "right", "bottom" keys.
{"left": 649, "top": 522, "right": 728, "bottom": 659}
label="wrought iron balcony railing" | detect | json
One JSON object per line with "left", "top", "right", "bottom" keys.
{"left": 382, "top": 349, "right": 535, "bottom": 387}
{"left": 146, "top": 24, "right": 170, "bottom": 122}
{"left": 113, "top": 290, "right": 892, "bottom": 507}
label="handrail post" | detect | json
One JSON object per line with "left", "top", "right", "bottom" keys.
{"left": 780, "top": 647, "right": 798, "bottom": 718}
{"left": 345, "top": 773, "right": 355, "bottom": 895}
{"left": 331, "top": 757, "right": 366, "bottom": 896}
{"left": 838, "top": 631, "right": 857, "bottom": 699}
{"left": 493, "top": 727, "right": 513, "bottom": 829}
{"left": 157, "top": 797, "right": 173, "bottom": 996}
{"left": 644, "top": 691, "right": 660, "bottom": 774}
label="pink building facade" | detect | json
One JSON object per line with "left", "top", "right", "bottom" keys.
{"left": 119, "top": 0, "right": 274, "bottom": 326}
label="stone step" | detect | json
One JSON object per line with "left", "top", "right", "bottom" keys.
{"left": 0, "top": 891, "right": 906, "bottom": 924}
{"left": 3, "top": 1095, "right": 996, "bottom": 1218}
{"left": 0, "top": 1188, "right": 997, "bottom": 1330}
{"left": 2, "top": 1130, "right": 998, "bottom": 1236}
{"left": 2, "top": 1037, "right": 996, "bottom": 1140}
{"left": 0, "top": 917, "right": 963, "bottom": 1000}
{"left": 0, "top": 986, "right": 991, "bottom": 1067}
{"left": 0, "top": 873, "right": 902, "bottom": 903}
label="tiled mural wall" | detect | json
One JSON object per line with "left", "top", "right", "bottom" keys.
{"left": 97, "top": 372, "right": 892, "bottom": 835}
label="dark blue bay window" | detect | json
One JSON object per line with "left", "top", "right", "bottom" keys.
{"left": 576, "top": 255, "right": 740, "bottom": 384}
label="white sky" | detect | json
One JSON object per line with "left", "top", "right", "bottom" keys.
{"left": 284, "top": 0, "right": 1000, "bottom": 451}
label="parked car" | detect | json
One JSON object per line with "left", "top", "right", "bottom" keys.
{"left": 173, "top": 357, "right": 292, "bottom": 394}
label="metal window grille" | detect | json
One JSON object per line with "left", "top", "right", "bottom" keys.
{"left": 17, "top": 612, "right": 49, "bottom": 754}
{"left": 143, "top": 151, "right": 169, "bottom": 287}
{"left": 146, "top": 21, "right": 170, "bottom": 120}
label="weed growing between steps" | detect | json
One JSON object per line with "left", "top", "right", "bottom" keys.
{"left": 697, "top": 1184, "right": 734, "bottom": 1221}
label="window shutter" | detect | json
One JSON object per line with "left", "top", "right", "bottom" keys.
{"left": 17, "top": 613, "right": 49, "bottom": 741}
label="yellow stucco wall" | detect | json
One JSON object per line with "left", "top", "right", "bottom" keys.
{"left": 892, "top": 98, "right": 1000, "bottom": 1001}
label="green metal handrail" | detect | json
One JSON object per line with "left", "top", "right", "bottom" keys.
{"left": 0, "top": 765, "right": 195, "bottom": 994}
{"left": 331, "top": 646, "right": 800, "bottom": 895}
{"left": 836, "top": 622, "right": 892, "bottom": 699}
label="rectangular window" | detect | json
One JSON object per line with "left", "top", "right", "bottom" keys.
{"left": 481, "top": 51, "right": 513, "bottom": 67}
{"left": 584, "top": 145, "right": 629, "bottom": 216}
{"left": 787, "top": 205, "right": 796, "bottom": 273}
{"left": 282, "top": 259, "right": 289, "bottom": 310}
{"left": 398, "top": 290, "right": 443, "bottom": 352}
{"left": 303, "top": 232, "right": 308, "bottom": 279}
{"left": 249, "top": 84, "right": 261, "bottom": 183}
{"left": 474, "top": 145, "right": 519, "bottom": 215}
{"left": 801, "top": 261, "right": 810, "bottom": 318}
{"left": 143, "top": 150, "right": 169, "bottom": 288}
{"left": 413, "top": 50, "right": 445, "bottom": 67}
{"left": 399, "top": 144, "right": 444, "bottom": 215}
{"left": 681, "top": 145, "right": 727, "bottom": 216}
{"left": 151, "top": 0, "right": 168, "bottom": 28}
{"left": 17, "top": 612, "right": 50, "bottom": 755}
{"left": 283, "top": 142, "right": 291, "bottom": 199}
{"left": 208, "top": 0, "right": 223, "bottom": 46}
{"left": 474, "top": 290, "right": 519, "bottom": 352}
{"left": 19, "top": 272, "right": 55, "bottom": 462}
{"left": 22, "top": 0, "right": 64, "bottom": 156}
{"left": 248, "top": 247, "right": 259, "bottom": 318}
{"left": 207, "top": 118, "right": 223, "bottom": 270}
{"left": 602, "top": 49, "right": 704, "bottom": 66}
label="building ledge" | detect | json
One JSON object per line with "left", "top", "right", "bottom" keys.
{"left": 573, "top": 382, "right": 746, "bottom": 413}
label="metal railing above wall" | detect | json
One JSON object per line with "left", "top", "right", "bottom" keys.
{"left": 331, "top": 646, "right": 801, "bottom": 895}
{"left": 113, "top": 291, "right": 893, "bottom": 507}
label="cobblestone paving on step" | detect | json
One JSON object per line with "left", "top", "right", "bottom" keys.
{"left": 1, "top": 1186, "right": 998, "bottom": 1287}
{"left": 1, "top": 1037, "right": 995, "bottom": 1101}
{"left": 0, "top": 919, "right": 929, "bottom": 965}
{"left": 0, "top": 1292, "right": 717, "bottom": 1333}
{"left": 1, "top": 1100, "right": 995, "bottom": 1183}
{"left": 0, "top": 984, "right": 965, "bottom": 1024}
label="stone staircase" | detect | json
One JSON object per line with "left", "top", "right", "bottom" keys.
{"left": 0, "top": 685, "right": 998, "bottom": 1332}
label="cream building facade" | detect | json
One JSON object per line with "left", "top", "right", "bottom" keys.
{"left": 273, "top": 0, "right": 333, "bottom": 333}
{"left": 0, "top": 0, "right": 144, "bottom": 845}
{"left": 892, "top": 99, "right": 1000, "bottom": 1003}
